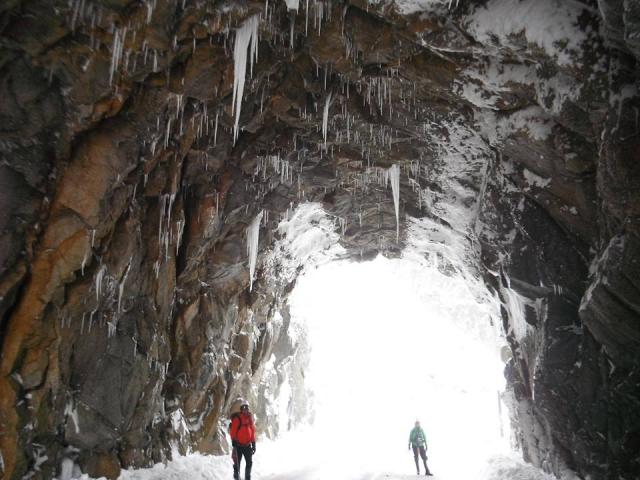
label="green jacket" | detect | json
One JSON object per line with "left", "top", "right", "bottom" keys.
{"left": 409, "top": 426, "right": 427, "bottom": 448}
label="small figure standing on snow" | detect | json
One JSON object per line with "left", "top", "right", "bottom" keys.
{"left": 408, "top": 420, "right": 433, "bottom": 476}
{"left": 230, "top": 400, "right": 256, "bottom": 480}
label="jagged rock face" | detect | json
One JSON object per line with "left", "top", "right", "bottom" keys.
{"left": 0, "top": 0, "right": 638, "bottom": 479}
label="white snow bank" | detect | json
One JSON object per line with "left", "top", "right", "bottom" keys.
{"left": 479, "top": 454, "right": 557, "bottom": 480}
{"left": 118, "top": 453, "right": 229, "bottom": 480}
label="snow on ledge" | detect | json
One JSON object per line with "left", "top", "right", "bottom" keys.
{"left": 382, "top": 0, "right": 455, "bottom": 15}
{"left": 465, "top": 0, "right": 590, "bottom": 67}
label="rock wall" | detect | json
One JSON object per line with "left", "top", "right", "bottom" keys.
{"left": 0, "top": 2, "right": 309, "bottom": 478}
{"left": 473, "top": 1, "right": 640, "bottom": 477}
{"left": 0, "top": 0, "right": 638, "bottom": 479}
{"left": 476, "top": 2, "right": 640, "bottom": 479}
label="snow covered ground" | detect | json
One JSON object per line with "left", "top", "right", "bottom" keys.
{"left": 107, "top": 447, "right": 555, "bottom": 480}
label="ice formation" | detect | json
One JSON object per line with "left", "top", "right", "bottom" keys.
{"left": 232, "top": 15, "right": 260, "bottom": 144}
{"left": 285, "top": 0, "right": 300, "bottom": 11}
{"left": 109, "top": 27, "right": 126, "bottom": 85}
{"left": 117, "top": 261, "right": 132, "bottom": 315}
{"left": 95, "top": 264, "right": 106, "bottom": 301}
{"left": 246, "top": 210, "right": 264, "bottom": 291}
{"left": 387, "top": 164, "right": 400, "bottom": 240}
{"left": 322, "top": 92, "right": 331, "bottom": 147}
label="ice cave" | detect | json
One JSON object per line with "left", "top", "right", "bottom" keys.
{"left": 0, "top": 0, "right": 639, "bottom": 479}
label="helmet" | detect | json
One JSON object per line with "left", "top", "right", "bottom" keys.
{"left": 230, "top": 398, "right": 248, "bottom": 416}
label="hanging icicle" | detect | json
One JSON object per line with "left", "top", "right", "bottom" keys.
{"left": 246, "top": 210, "right": 263, "bottom": 291}
{"left": 322, "top": 92, "right": 331, "bottom": 147}
{"left": 387, "top": 164, "right": 400, "bottom": 241}
{"left": 232, "top": 15, "right": 260, "bottom": 144}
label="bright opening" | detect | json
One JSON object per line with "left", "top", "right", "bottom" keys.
{"left": 258, "top": 255, "right": 512, "bottom": 479}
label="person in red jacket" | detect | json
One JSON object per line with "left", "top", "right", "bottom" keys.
{"left": 229, "top": 401, "right": 256, "bottom": 480}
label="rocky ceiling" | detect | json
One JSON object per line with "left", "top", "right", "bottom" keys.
{"left": 0, "top": 0, "right": 639, "bottom": 478}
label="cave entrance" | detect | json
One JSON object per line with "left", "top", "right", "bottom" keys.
{"left": 260, "top": 253, "right": 512, "bottom": 479}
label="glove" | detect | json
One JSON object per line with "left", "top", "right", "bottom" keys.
{"left": 251, "top": 442, "right": 256, "bottom": 454}
{"left": 232, "top": 440, "right": 238, "bottom": 448}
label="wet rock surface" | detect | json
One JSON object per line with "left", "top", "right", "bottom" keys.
{"left": 0, "top": 0, "right": 638, "bottom": 479}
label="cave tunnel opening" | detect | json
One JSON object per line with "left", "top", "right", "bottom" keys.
{"left": 253, "top": 214, "right": 524, "bottom": 480}
{"left": 288, "top": 256, "right": 508, "bottom": 479}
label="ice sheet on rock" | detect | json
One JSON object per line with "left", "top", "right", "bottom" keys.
{"left": 417, "top": 113, "right": 492, "bottom": 233}
{"left": 499, "top": 276, "right": 547, "bottom": 343}
{"left": 246, "top": 210, "right": 264, "bottom": 291}
{"left": 265, "top": 203, "right": 345, "bottom": 286}
{"left": 403, "top": 216, "right": 502, "bottom": 347}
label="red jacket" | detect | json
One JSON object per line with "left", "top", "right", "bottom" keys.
{"left": 230, "top": 412, "right": 256, "bottom": 446}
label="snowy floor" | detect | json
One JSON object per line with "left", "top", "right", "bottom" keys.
{"left": 112, "top": 447, "right": 556, "bottom": 480}
{"left": 111, "top": 422, "right": 557, "bottom": 480}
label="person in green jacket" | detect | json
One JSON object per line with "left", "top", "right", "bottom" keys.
{"left": 408, "top": 420, "right": 433, "bottom": 476}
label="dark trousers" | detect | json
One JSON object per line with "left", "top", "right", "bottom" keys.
{"left": 412, "top": 445, "right": 430, "bottom": 474}
{"left": 232, "top": 445, "right": 253, "bottom": 480}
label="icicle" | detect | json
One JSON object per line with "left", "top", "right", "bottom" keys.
{"left": 145, "top": 0, "right": 155, "bottom": 24}
{"left": 109, "top": 28, "right": 121, "bottom": 85}
{"left": 81, "top": 249, "right": 89, "bottom": 276}
{"left": 95, "top": 264, "right": 106, "bottom": 301}
{"left": 214, "top": 110, "right": 219, "bottom": 146}
{"left": 246, "top": 211, "right": 263, "bottom": 292}
{"left": 338, "top": 217, "right": 346, "bottom": 236}
{"left": 322, "top": 92, "right": 331, "bottom": 147}
{"left": 387, "top": 164, "right": 400, "bottom": 241}
{"left": 290, "top": 17, "right": 295, "bottom": 49}
{"left": 107, "top": 320, "right": 116, "bottom": 337}
{"left": 117, "top": 260, "right": 132, "bottom": 315}
{"left": 232, "top": 15, "right": 260, "bottom": 144}
{"left": 285, "top": 0, "right": 300, "bottom": 11}
{"left": 176, "top": 219, "right": 185, "bottom": 254}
